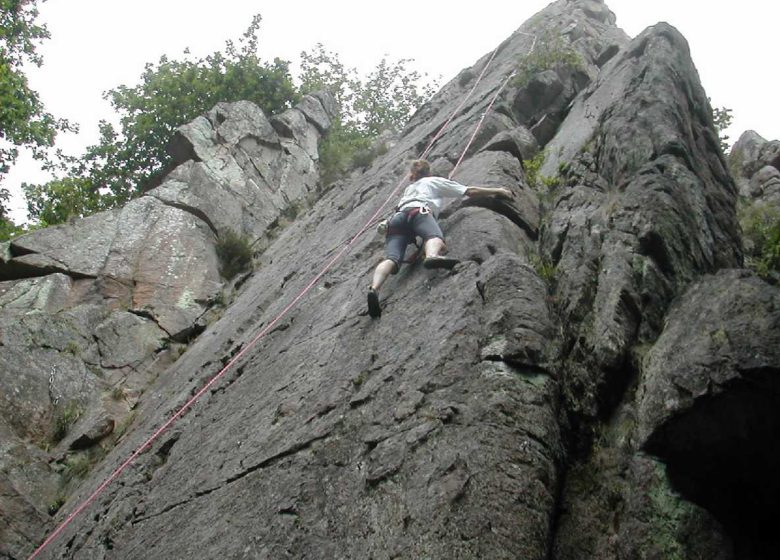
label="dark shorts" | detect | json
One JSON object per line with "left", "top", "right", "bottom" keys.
{"left": 384, "top": 209, "right": 444, "bottom": 269}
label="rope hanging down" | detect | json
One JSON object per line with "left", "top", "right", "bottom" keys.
{"left": 27, "top": 34, "right": 534, "bottom": 559}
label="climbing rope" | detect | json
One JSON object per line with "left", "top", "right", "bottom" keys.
{"left": 27, "top": 33, "right": 536, "bottom": 559}
{"left": 450, "top": 69, "right": 518, "bottom": 179}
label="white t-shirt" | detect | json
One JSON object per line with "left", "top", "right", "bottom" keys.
{"left": 396, "top": 176, "right": 468, "bottom": 218}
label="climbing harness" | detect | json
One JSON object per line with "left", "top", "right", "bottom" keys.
{"left": 27, "top": 32, "right": 538, "bottom": 560}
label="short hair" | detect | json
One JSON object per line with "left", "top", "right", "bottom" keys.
{"left": 410, "top": 159, "right": 431, "bottom": 180}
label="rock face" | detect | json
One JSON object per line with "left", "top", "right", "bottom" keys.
{"left": 638, "top": 272, "right": 780, "bottom": 550}
{"left": 0, "top": 93, "right": 336, "bottom": 559}
{"left": 1, "top": 1, "right": 778, "bottom": 559}
{"left": 730, "top": 130, "right": 780, "bottom": 203}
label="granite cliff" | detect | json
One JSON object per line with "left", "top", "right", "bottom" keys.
{"left": 1, "top": 1, "right": 778, "bottom": 558}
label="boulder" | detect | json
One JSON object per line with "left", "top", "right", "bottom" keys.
{"left": 729, "top": 130, "right": 780, "bottom": 199}
{"left": 749, "top": 165, "right": 780, "bottom": 203}
{"left": 638, "top": 270, "right": 780, "bottom": 550}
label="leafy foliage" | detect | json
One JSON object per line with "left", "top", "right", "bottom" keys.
{"left": 22, "top": 176, "right": 105, "bottom": 226}
{"left": 21, "top": 18, "right": 437, "bottom": 226}
{"left": 1, "top": 0, "right": 75, "bottom": 227}
{"left": 22, "top": 14, "right": 298, "bottom": 224}
{"left": 740, "top": 201, "right": 780, "bottom": 278}
{"left": 215, "top": 228, "right": 253, "bottom": 280}
{"left": 513, "top": 30, "right": 584, "bottom": 88}
{"left": 0, "top": 212, "right": 23, "bottom": 239}
{"left": 0, "top": 183, "right": 23, "bottom": 238}
{"left": 49, "top": 400, "right": 83, "bottom": 444}
{"left": 299, "top": 43, "right": 437, "bottom": 183}
{"left": 78, "top": 14, "right": 298, "bottom": 207}
{"left": 710, "top": 101, "right": 733, "bottom": 153}
{"left": 522, "top": 150, "right": 560, "bottom": 190}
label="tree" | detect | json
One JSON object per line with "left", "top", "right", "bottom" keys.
{"left": 23, "top": 14, "right": 299, "bottom": 223}
{"left": 22, "top": 176, "right": 103, "bottom": 226}
{"left": 0, "top": 185, "right": 22, "bottom": 238}
{"left": 23, "top": 20, "right": 438, "bottom": 226}
{"left": 710, "top": 101, "right": 733, "bottom": 154}
{"left": 80, "top": 14, "right": 298, "bottom": 206}
{"left": 1, "top": 0, "right": 75, "bottom": 237}
{"left": 299, "top": 43, "right": 437, "bottom": 183}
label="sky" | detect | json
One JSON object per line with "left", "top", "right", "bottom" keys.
{"left": 4, "top": 0, "right": 778, "bottom": 223}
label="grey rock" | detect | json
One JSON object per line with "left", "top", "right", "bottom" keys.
{"left": 0, "top": 273, "right": 73, "bottom": 316}
{"left": 729, "top": 130, "right": 780, "bottom": 199}
{"left": 638, "top": 270, "right": 780, "bottom": 547}
{"left": 0, "top": 94, "right": 336, "bottom": 559}
{"left": 730, "top": 130, "right": 766, "bottom": 175}
{"left": 539, "top": 23, "right": 741, "bottom": 435}
{"left": 576, "top": 0, "right": 616, "bottom": 24}
{"left": 69, "top": 414, "right": 115, "bottom": 450}
{"left": 749, "top": 164, "right": 780, "bottom": 202}
{"left": 94, "top": 311, "right": 167, "bottom": 369}
{"left": 479, "top": 125, "right": 540, "bottom": 163}
{"left": 296, "top": 94, "right": 335, "bottom": 135}
{"left": 0, "top": 417, "right": 58, "bottom": 560}
{"left": 2, "top": 3, "right": 776, "bottom": 559}
{"left": 8, "top": 210, "right": 120, "bottom": 278}
{"left": 450, "top": 149, "right": 541, "bottom": 238}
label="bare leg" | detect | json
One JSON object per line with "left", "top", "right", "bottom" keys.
{"left": 423, "top": 237, "right": 446, "bottom": 258}
{"left": 371, "top": 259, "right": 397, "bottom": 292}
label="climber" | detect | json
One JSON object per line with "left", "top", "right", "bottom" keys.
{"left": 367, "top": 159, "right": 513, "bottom": 318}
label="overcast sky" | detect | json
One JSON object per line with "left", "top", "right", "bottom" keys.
{"left": 4, "top": 0, "right": 778, "bottom": 222}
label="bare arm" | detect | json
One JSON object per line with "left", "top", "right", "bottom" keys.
{"left": 464, "top": 186, "right": 513, "bottom": 199}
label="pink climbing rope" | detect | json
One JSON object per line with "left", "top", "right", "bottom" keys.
{"left": 450, "top": 70, "right": 518, "bottom": 179}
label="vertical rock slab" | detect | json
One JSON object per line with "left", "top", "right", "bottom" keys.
{"left": 539, "top": 23, "right": 742, "bottom": 433}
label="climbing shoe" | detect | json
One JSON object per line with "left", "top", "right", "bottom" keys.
{"left": 367, "top": 287, "right": 381, "bottom": 318}
{"left": 423, "top": 256, "right": 460, "bottom": 270}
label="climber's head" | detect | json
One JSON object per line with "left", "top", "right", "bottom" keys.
{"left": 409, "top": 159, "right": 431, "bottom": 182}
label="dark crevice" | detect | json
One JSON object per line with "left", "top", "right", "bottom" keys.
{"left": 148, "top": 195, "right": 219, "bottom": 237}
{"left": 166, "top": 130, "right": 202, "bottom": 165}
{"left": 476, "top": 280, "right": 486, "bottom": 303}
{"left": 127, "top": 309, "right": 173, "bottom": 339}
{"left": 637, "top": 230, "right": 674, "bottom": 278}
{"left": 155, "top": 433, "right": 180, "bottom": 463}
{"left": 223, "top": 433, "right": 331, "bottom": 486}
{"left": 132, "top": 496, "right": 191, "bottom": 525}
{"left": 134, "top": 433, "right": 330, "bottom": 525}
{"left": 481, "top": 141, "right": 525, "bottom": 163}
{"left": 170, "top": 322, "right": 206, "bottom": 344}
{"left": 770, "top": 154, "right": 780, "bottom": 172}
{"left": 458, "top": 198, "right": 538, "bottom": 240}
{"left": 482, "top": 355, "right": 551, "bottom": 379}
{"left": 0, "top": 254, "right": 98, "bottom": 283}
{"left": 655, "top": 140, "right": 697, "bottom": 175}
{"left": 8, "top": 243, "right": 35, "bottom": 258}
{"left": 644, "top": 368, "right": 780, "bottom": 559}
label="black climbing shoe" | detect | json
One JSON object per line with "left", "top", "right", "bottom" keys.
{"left": 367, "top": 287, "right": 381, "bottom": 318}
{"left": 423, "top": 256, "right": 460, "bottom": 270}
